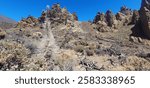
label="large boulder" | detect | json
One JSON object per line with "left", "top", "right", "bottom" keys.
{"left": 140, "top": 0, "right": 150, "bottom": 39}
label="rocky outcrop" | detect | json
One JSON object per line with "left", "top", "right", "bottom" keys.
{"left": 105, "top": 10, "right": 116, "bottom": 27}
{"left": 141, "top": 0, "right": 150, "bottom": 9}
{"left": 93, "top": 12, "right": 106, "bottom": 24}
{"left": 39, "top": 4, "right": 78, "bottom": 26}
{"left": 131, "top": 10, "right": 140, "bottom": 24}
{"left": 116, "top": 12, "right": 126, "bottom": 21}
{"left": 93, "top": 7, "right": 134, "bottom": 31}
{"left": 72, "top": 12, "right": 78, "bottom": 21}
{"left": 16, "top": 16, "right": 39, "bottom": 28}
{"left": 16, "top": 4, "right": 78, "bottom": 29}
{"left": 93, "top": 11, "right": 118, "bottom": 31}
{"left": 93, "top": 12, "right": 110, "bottom": 32}
{"left": 120, "top": 6, "right": 132, "bottom": 16}
{"left": 115, "top": 12, "right": 127, "bottom": 27}
{"left": 93, "top": 21, "right": 110, "bottom": 32}
{"left": 119, "top": 6, "right": 133, "bottom": 25}
{"left": 140, "top": 0, "right": 150, "bottom": 39}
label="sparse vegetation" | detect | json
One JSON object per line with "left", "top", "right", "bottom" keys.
{"left": 0, "top": 1, "right": 150, "bottom": 71}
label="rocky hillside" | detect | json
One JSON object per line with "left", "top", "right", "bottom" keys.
{"left": 0, "top": 1, "right": 150, "bottom": 71}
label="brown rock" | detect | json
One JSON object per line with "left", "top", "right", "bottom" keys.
{"left": 105, "top": 10, "right": 116, "bottom": 27}
{"left": 116, "top": 12, "right": 126, "bottom": 21}
{"left": 39, "top": 11, "right": 46, "bottom": 23}
{"left": 86, "top": 50, "right": 94, "bottom": 56}
{"left": 130, "top": 36, "right": 143, "bottom": 43}
{"left": 72, "top": 12, "right": 78, "bottom": 21}
{"left": 120, "top": 6, "right": 132, "bottom": 16}
{"left": 93, "top": 12, "right": 106, "bottom": 23}
{"left": 141, "top": 0, "right": 150, "bottom": 9}
{"left": 94, "top": 21, "right": 110, "bottom": 32}
{"left": 131, "top": 10, "right": 140, "bottom": 24}
{"left": 129, "top": 36, "right": 137, "bottom": 42}
{"left": 140, "top": 0, "right": 150, "bottom": 39}
{"left": 16, "top": 16, "right": 39, "bottom": 28}
{"left": 138, "top": 37, "right": 143, "bottom": 43}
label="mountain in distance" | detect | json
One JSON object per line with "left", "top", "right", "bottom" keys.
{"left": 0, "top": 15, "right": 17, "bottom": 29}
{"left": 0, "top": 15, "right": 16, "bottom": 23}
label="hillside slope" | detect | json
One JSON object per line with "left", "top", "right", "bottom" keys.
{"left": 0, "top": 15, "right": 16, "bottom": 29}
{"left": 0, "top": 15, "right": 16, "bottom": 23}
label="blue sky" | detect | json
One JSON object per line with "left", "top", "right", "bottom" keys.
{"left": 0, "top": 0, "right": 141, "bottom": 21}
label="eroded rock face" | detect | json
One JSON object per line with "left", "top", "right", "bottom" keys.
{"left": 93, "top": 12, "right": 106, "bottom": 24}
{"left": 141, "top": 0, "right": 150, "bottom": 9}
{"left": 131, "top": 10, "right": 140, "bottom": 24}
{"left": 93, "top": 7, "right": 135, "bottom": 30}
{"left": 116, "top": 12, "right": 126, "bottom": 21}
{"left": 16, "top": 4, "right": 78, "bottom": 29}
{"left": 93, "top": 12, "right": 112, "bottom": 32}
{"left": 39, "top": 4, "right": 78, "bottom": 26}
{"left": 16, "top": 16, "right": 39, "bottom": 28}
{"left": 72, "top": 12, "right": 78, "bottom": 21}
{"left": 115, "top": 12, "right": 127, "bottom": 27}
{"left": 105, "top": 10, "right": 116, "bottom": 27}
{"left": 140, "top": 0, "right": 150, "bottom": 39}
{"left": 120, "top": 6, "right": 132, "bottom": 16}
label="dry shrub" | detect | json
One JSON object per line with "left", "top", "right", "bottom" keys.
{"left": 74, "top": 45, "right": 84, "bottom": 53}
{"left": 24, "top": 58, "right": 50, "bottom": 71}
{"left": 0, "top": 41, "right": 30, "bottom": 70}
{"left": 0, "top": 28, "right": 6, "bottom": 39}
{"left": 55, "top": 50, "right": 79, "bottom": 71}
{"left": 122, "top": 56, "right": 150, "bottom": 71}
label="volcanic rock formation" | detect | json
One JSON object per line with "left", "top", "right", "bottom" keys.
{"left": 140, "top": 0, "right": 150, "bottom": 39}
{"left": 1, "top": 2, "right": 150, "bottom": 71}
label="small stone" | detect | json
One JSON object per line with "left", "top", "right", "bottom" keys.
{"left": 86, "top": 50, "right": 94, "bottom": 56}
{"left": 138, "top": 37, "right": 143, "bottom": 43}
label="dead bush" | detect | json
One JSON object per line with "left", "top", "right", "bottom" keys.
{"left": 0, "top": 41, "right": 30, "bottom": 70}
